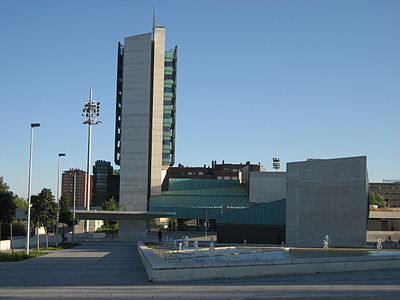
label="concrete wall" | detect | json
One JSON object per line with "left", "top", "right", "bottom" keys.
{"left": 137, "top": 242, "right": 400, "bottom": 282}
{"left": 367, "top": 231, "right": 400, "bottom": 243}
{"left": 150, "top": 27, "right": 166, "bottom": 196}
{"left": 249, "top": 172, "right": 286, "bottom": 203}
{"left": 120, "top": 33, "right": 152, "bottom": 211}
{"left": 119, "top": 33, "right": 152, "bottom": 240}
{"left": 0, "top": 235, "right": 62, "bottom": 251}
{"left": 286, "top": 156, "right": 369, "bottom": 247}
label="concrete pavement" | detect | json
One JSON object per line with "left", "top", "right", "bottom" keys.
{"left": 1, "top": 240, "right": 400, "bottom": 299}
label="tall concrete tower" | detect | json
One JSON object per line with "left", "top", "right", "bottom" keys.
{"left": 114, "top": 25, "right": 177, "bottom": 240}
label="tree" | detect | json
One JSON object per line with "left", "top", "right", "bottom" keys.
{"left": 102, "top": 197, "right": 118, "bottom": 238}
{"left": 0, "top": 176, "right": 9, "bottom": 193}
{"left": 14, "top": 197, "right": 28, "bottom": 208}
{"left": 59, "top": 193, "right": 74, "bottom": 242}
{"left": 369, "top": 192, "right": 386, "bottom": 208}
{"left": 31, "top": 189, "right": 59, "bottom": 250}
{"left": 102, "top": 197, "right": 118, "bottom": 211}
{"left": 0, "top": 177, "right": 24, "bottom": 253}
{"left": 0, "top": 190, "right": 17, "bottom": 253}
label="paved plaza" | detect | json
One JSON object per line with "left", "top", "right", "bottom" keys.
{"left": 1, "top": 240, "right": 400, "bottom": 299}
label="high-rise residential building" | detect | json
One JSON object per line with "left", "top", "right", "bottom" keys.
{"left": 114, "top": 24, "right": 177, "bottom": 240}
{"left": 109, "top": 169, "right": 120, "bottom": 203}
{"left": 92, "top": 160, "right": 113, "bottom": 207}
{"left": 92, "top": 160, "right": 120, "bottom": 207}
{"left": 61, "top": 169, "right": 91, "bottom": 208}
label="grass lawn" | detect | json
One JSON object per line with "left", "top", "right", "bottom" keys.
{"left": 37, "top": 242, "right": 80, "bottom": 251}
{"left": 0, "top": 251, "right": 47, "bottom": 262}
{"left": 0, "top": 242, "right": 80, "bottom": 262}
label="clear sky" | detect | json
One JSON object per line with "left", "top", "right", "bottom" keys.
{"left": 0, "top": 0, "right": 399, "bottom": 199}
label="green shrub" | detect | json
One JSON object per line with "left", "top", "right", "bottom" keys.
{"left": 0, "top": 251, "right": 46, "bottom": 262}
{"left": 96, "top": 223, "right": 119, "bottom": 233}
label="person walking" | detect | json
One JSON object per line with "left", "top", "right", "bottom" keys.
{"left": 158, "top": 228, "right": 162, "bottom": 242}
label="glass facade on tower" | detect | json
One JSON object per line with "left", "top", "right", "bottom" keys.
{"left": 162, "top": 47, "right": 177, "bottom": 167}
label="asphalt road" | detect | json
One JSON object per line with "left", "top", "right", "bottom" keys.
{"left": 1, "top": 240, "right": 400, "bottom": 299}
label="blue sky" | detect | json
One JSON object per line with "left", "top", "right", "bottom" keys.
{"left": 0, "top": 0, "right": 399, "bottom": 199}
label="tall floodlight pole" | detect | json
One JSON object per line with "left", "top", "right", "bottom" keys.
{"left": 273, "top": 153, "right": 281, "bottom": 172}
{"left": 55, "top": 153, "right": 65, "bottom": 246}
{"left": 26, "top": 123, "right": 40, "bottom": 255}
{"left": 82, "top": 89, "right": 101, "bottom": 232}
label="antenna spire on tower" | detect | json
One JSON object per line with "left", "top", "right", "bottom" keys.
{"left": 152, "top": 8, "right": 156, "bottom": 31}
{"left": 152, "top": 7, "right": 160, "bottom": 31}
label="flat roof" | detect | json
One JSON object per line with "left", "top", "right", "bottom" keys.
{"left": 75, "top": 210, "right": 176, "bottom": 221}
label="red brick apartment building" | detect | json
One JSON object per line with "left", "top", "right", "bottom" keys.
{"left": 61, "top": 169, "right": 93, "bottom": 208}
{"left": 162, "top": 160, "right": 262, "bottom": 191}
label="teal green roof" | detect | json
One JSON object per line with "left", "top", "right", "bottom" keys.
{"left": 161, "top": 186, "right": 248, "bottom": 197}
{"left": 217, "top": 199, "right": 286, "bottom": 226}
{"left": 169, "top": 178, "right": 241, "bottom": 191}
{"left": 149, "top": 179, "right": 252, "bottom": 219}
{"left": 150, "top": 191, "right": 250, "bottom": 208}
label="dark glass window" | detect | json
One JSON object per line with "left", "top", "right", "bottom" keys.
{"left": 164, "top": 113, "right": 171, "bottom": 118}
{"left": 164, "top": 87, "right": 173, "bottom": 93}
{"left": 162, "top": 153, "right": 170, "bottom": 158}
{"left": 163, "top": 140, "right": 170, "bottom": 145}
{"left": 164, "top": 100, "right": 171, "bottom": 106}
{"left": 163, "top": 127, "right": 170, "bottom": 132}
{"left": 165, "top": 61, "right": 173, "bottom": 67}
{"left": 164, "top": 74, "right": 173, "bottom": 80}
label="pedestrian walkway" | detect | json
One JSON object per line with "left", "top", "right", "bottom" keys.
{"left": 1, "top": 240, "right": 400, "bottom": 299}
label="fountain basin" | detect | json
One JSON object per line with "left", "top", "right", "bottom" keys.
{"left": 137, "top": 242, "right": 400, "bottom": 282}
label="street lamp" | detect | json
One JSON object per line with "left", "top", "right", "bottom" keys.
{"left": 82, "top": 89, "right": 101, "bottom": 232}
{"left": 55, "top": 153, "right": 65, "bottom": 246}
{"left": 26, "top": 123, "right": 40, "bottom": 255}
{"left": 72, "top": 171, "right": 77, "bottom": 241}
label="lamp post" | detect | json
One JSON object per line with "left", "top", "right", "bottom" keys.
{"left": 55, "top": 153, "right": 65, "bottom": 246}
{"left": 72, "top": 171, "right": 76, "bottom": 241}
{"left": 82, "top": 89, "right": 101, "bottom": 232}
{"left": 26, "top": 123, "right": 40, "bottom": 255}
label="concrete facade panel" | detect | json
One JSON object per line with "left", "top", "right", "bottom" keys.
{"left": 150, "top": 27, "right": 166, "bottom": 196}
{"left": 249, "top": 172, "right": 286, "bottom": 203}
{"left": 286, "top": 156, "right": 369, "bottom": 247}
{"left": 119, "top": 220, "right": 147, "bottom": 241}
{"left": 119, "top": 32, "right": 152, "bottom": 236}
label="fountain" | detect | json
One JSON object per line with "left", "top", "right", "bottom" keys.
{"left": 377, "top": 238, "right": 383, "bottom": 250}
{"left": 139, "top": 235, "right": 400, "bottom": 282}
{"left": 323, "top": 235, "right": 330, "bottom": 248}
{"left": 183, "top": 236, "right": 189, "bottom": 249}
{"left": 226, "top": 248, "right": 231, "bottom": 262}
{"left": 209, "top": 240, "right": 215, "bottom": 251}
{"left": 193, "top": 240, "right": 199, "bottom": 249}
